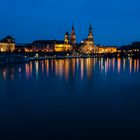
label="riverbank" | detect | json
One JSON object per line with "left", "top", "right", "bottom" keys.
{"left": 0, "top": 52, "right": 140, "bottom": 64}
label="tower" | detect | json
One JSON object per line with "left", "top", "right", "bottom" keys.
{"left": 88, "top": 25, "right": 94, "bottom": 42}
{"left": 64, "top": 32, "right": 69, "bottom": 45}
{"left": 70, "top": 25, "right": 76, "bottom": 45}
{"left": 87, "top": 25, "right": 94, "bottom": 48}
{"left": 80, "top": 25, "right": 95, "bottom": 54}
{"left": 70, "top": 25, "right": 76, "bottom": 51}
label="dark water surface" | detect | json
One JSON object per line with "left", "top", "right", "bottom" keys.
{"left": 0, "top": 58, "right": 140, "bottom": 140}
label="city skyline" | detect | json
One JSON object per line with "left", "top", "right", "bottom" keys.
{"left": 0, "top": 0, "right": 140, "bottom": 46}
{"left": 1, "top": 1, "right": 140, "bottom": 139}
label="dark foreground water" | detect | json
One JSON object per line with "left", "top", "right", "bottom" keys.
{"left": 0, "top": 58, "right": 140, "bottom": 140}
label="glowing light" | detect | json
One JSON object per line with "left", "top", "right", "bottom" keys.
{"left": 42, "top": 61, "right": 44, "bottom": 75}
{"left": 86, "top": 58, "right": 92, "bottom": 79}
{"left": 72, "top": 59, "right": 76, "bottom": 77}
{"left": 80, "top": 59, "right": 84, "bottom": 80}
{"left": 129, "top": 58, "right": 132, "bottom": 74}
{"left": 2, "top": 70, "right": 7, "bottom": 80}
{"left": 117, "top": 58, "right": 121, "bottom": 73}
{"left": 100, "top": 58, "right": 104, "bottom": 73}
{"left": 45, "top": 60, "right": 49, "bottom": 76}
{"left": 55, "top": 44, "right": 72, "bottom": 52}
{"left": 112, "top": 58, "right": 115, "bottom": 72}
{"left": 29, "top": 62, "right": 33, "bottom": 76}
{"left": 123, "top": 59, "right": 126, "bottom": 72}
{"left": 19, "top": 67, "right": 21, "bottom": 73}
{"left": 64, "top": 60, "right": 69, "bottom": 80}
{"left": 35, "top": 61, "right": 39, "bottom": 80}
{"left": 25, "top": 64, "right": 30, "bottom": 79}
{"left": 134, "top": 59, "right": 137, "bottom": 73}
{"left": 105, "top": 58, "right": 109, "bottom": 75}
{"left": 54, "top": 60, "right": 65, "bottom": 78}
{"left": 137, "top": 59, "right": 139, "bottom": 72}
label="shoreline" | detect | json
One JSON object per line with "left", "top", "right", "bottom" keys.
{"left": 0, "top": 54, "right": 140, "bottom": 65}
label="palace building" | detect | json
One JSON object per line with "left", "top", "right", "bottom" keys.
{"left": 32, "top": 32, "right": 72, "bottom": 53}
{"left": 0, "top": 36, "right": 15, "bottom": 52}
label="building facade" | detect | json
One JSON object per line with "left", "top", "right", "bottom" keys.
{"left": 0, "top": 36, "right": 15, "bottom": 52}
{"left": 32, "top": 40, "right": 55, "bottom": 52}
{"left": 97, "top": 46, "right": 117, "bottom": 53}
{"left": 16, "top": 43, "right": 33, "bottom": 52}
{"left": 0, "top": 25, "right": 118, "bottom": 54}
{"left": 80, "top": 25, "right": 95, "bottom": 54}
{"left": 54, "top": 32, "right": 72, "bottom": 52}
{"left": 32, "top": 32, "right": 72, "bottom": 53}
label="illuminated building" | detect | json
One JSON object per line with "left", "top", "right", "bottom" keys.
{"left": 16, "top": 43, "right": 33, "bottom": 52}
{"left": 32, "top": 32, "right": 72, "bottom": 52}
{"left": 80, "top": 25, "right": 95, "bottom": 54}
{"left": 79, "top": 25, "right": 117, "bottom": 54}
{"left": 54, "top": 32, "right": 72, "bottom": 52}
{"left": 70, "top": 25, "right": 76, "bottom": 50}
{"left": 0, "top": 36, "right": 15, "bottom": 52}
{"left": 54, "top": 42, "right": 72, "bottom": 52}
{"left": 32, "top": 40, "right": 55, "bottom": 52}
{"left": 64, "top": 32, "right": 69, "bottom": 44}
{"left": 0, "top": 25, "right": 119, "bottom": 54}
{"left": 96, "top": 46, "right": 117, "bottom": 53}
{"left": 119, "top": 42, "right": 140, "bottom": 53}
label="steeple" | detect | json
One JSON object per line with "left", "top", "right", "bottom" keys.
{"left": 89, "top": 24, "right": 92, "bottom": 32}
{"left": 71, "top": 25, "right": 75, "bottom": 35}
{"left": 70, "top": 25, "right": 76, "bottom": 45}
{"left": 88, "top": 24, "right": 93, "bottom": 41}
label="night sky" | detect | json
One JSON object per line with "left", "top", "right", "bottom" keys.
{"left": 0, "top": 0, "right": 140, "bottom": 46}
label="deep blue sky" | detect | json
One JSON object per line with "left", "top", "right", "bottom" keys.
{"left": 0, "top": 0, "right": 140, "bottom": 46}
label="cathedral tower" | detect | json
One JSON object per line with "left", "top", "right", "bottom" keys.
{"left": 80, "top": 25, "right": 95, "bottom": 54}
{"left": 70, "top": 25, "right": 76, "bottom": 45}
{"left": 87, "top": 25, "right": 94, "bottom": 47}
{"left": 88, "top": 25, "right": 94, "bottom": 42}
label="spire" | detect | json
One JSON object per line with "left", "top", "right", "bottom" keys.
{"left": 71, "top": 24, "right": 75, "bottom": 35}
{"left": 88, "top": 24, "right": 93, "bottom": 41}
{"left": 72, "top": 24, "right": 74, "bottom": 30}
{"left": 89, "top": 24, "right": 93, "bottom": 35}
{"left": 70, "top": 24, "right": 76, "bottom": 44}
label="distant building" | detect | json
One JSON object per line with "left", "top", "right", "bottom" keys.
{"left": 32, "top": 32, "right": 72, "bottom": 52}
{"left": 16, "top": 43, "right": 32, "bottom": 52}
{"left": 0, "top": 36, "right": 15, "bottom": 52}
{"left": 0, "top": 25, "right": 118, "bottom": 54}
{"left": 96, "top": 46, "right": 117, "bottom": 53}
{"left": 32, "top": 40, "right": 55, "bottom": 52}
{"left": 70, "top": 25, "right": 76, "bottom": 50}
{"left": 55, "top": 32, "right": 72, "bottom": 52}
{"left": 119, "top": 42, "right": 140, "bottom": 52}
{"left": 80, "top": 25, "right": 95, "bottom": 54}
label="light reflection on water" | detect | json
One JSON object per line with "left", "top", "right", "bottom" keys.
{"left": 0, "top": 58, "right": 140, "bottom": 139}
{"left": 0, "top": 58, "right": 140, "bottom": 81}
